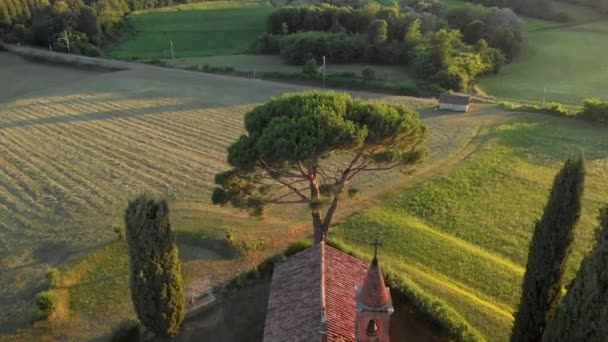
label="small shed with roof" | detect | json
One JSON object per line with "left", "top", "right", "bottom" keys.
{"left": 438, "top": 93, "right": 471, "bottom": 112}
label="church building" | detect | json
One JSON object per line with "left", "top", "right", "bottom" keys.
{"left": 263, "top": 241, "right": 394, "bottom": 342}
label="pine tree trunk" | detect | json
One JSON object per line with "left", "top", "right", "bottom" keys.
{"left": 322, "top": 196, "right": 340, "bottom": 241}
{"left": 309, "top": 175, "right": 324, "bottom": 244}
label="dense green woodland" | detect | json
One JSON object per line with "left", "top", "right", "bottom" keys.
{"left": 0, "top": 0, "right": 222, "bottom": 55}
{"left": 255, "top": 1, "right": 519, "bottom": 91}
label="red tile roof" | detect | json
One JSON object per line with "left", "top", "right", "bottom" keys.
{"left": 359, "top": 258, "right": 391, "bottom": 308}
{"left": 263, "top": 244, "right": 323, "bottom": 342}
{"left": 324, "top": 245, "right": 369, "bottom": 341}
{"left": 263, "top": 243, "right": 371, "bottom": 342}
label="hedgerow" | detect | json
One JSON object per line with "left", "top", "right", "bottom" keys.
{"left": 326, "top": 238, "right": 486, "bottom": 342}
{"left": 500, "top": 98, "right": 608, "bottom": 125}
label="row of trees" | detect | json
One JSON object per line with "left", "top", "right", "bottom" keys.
{"left": 0, "top": 0, "right": 213, "bottom": 55}
{"left": 267, "top": 2, "right": 444, "bottom": 38}
{"left": 512, "top": 156, "right": 608, "bottom": 341}
{"left": 260, "top": 2, "right": 516, "bottom": 91}
{"left": 0, "top": 0, "right": 129, "bottom": 55}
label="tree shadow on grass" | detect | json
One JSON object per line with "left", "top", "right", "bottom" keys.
{"left": 175, "top": 231, "right": 240, "bottom": 262}
{"left": 154, "top": 278, "right": 271, "bottom": 342}
{"left": 0, "top": 101, "right": 198, "bottom": 130}
{"left": 390, "top": 296, "right": 450, "bottom": 342}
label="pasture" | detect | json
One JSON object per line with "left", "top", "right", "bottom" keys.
{"left": 479, "top": 18, "right": 608, "bottom": 105}
{"left": 435, "top": 0, "right": 608, "bottom": 104}
{"left": 335, "top": 115, "right": 608, "bottom": 340}
{"left": 0, "top": 52, "right": 482, "bottom": 339}
{"left": 475, "top": 0, "right": 608, "bottom": 105}
{"left": 109, "top": 1, "right": 274, "bottom": 60}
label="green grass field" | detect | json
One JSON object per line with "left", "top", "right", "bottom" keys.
{"left": 437, "top": 0, "right": 608, "bottom": 104}
{"left": 479, "top": 18, "right": 608, "bottom": 105}
{"left": 335, "top": 115, "right": 608, "bottom": 340}
{"left": 475, "top": 0, "right": 608, "bottom": 105}
{"left": 109, "top": 1, "right": 274, "bottom": 59}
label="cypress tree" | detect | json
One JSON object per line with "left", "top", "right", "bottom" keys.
{"left": 542, "top": 208, "right": 608, "bottom": 342}
{"left": 511, "top": 156, "right": 585, "bottom": 342}
{"left": 124, "top": 194, "right": 185, "bottom": 337}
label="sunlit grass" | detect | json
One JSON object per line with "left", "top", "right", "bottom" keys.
{"left": 335, "top": 115, "right": 608, "bottom": 341}
{"left": 109, "top": 1, "right": 274, "bottom": 59}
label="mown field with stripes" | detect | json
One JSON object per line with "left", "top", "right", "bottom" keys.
{"left": 0, "top": 52, "right": 487, "bottom": 338}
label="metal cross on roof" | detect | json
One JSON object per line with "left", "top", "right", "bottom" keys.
{"left": 370, "top": 238, "right": 383, "bottom": 260}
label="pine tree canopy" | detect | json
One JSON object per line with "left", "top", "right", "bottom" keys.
{"left": 212, "top": 91, "right": 428, "bottom": 243}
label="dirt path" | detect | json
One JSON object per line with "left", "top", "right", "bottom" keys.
{"left": 1, "top": 43, "right": 433, "bottom": 105}
{"left": 333, "top": 108, "right": 510, "bottom": 225}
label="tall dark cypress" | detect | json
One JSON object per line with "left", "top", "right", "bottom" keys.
{"left": 542, "top": 208, "right": 608, "bottom": 341}
{"left": 125, "top": 194, "right": 185, "bottom": 337}
{"left": 511, "top": 156, "right": 585, "bottom": 342}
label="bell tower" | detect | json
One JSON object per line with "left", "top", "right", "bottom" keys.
{"left": 354, "top": 239, "right": 394, "bottom": 342}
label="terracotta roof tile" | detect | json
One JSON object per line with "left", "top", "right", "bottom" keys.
{"left": 263, "top": 244, "right": 323, "bottom": 342}
{"left": 263, "top": 243, "right": 376, "bottom": 342}
{"left": 324, "top": 245, "right": 369, "bottom": 342}
{"left": 359, "top": 258, "right": 391, "bottom": 308}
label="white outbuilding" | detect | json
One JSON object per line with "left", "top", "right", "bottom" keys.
{"left": 438, "top": 93, "right": 471, "bottom": 112}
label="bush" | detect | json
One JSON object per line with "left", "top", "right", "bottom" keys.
{"left": 433, "top": 67, "right": 468, "bottom": 92}
{"left": 499, "top": 101, "right": 574, "bottom": 117}
{"left": 45, "top": 268, "right": 61, "bottom": 288}
{"left": 6, "top": 24, "right": 26, "bottom": 43}
{"left": 580, "top": 98, "right": 608, "bottom": 124}
{"left": 252, "top": 33, "right": 280, "bottom": 54}
{"left": 361, "top": 67, "right": 376, "bottom": 80}
{"left": 224, "top": 239, "right": 313, "bottom": 292}
{"left": 111, "top": 319, "right": 141, "bottom": 342}
{"left": 113, "top": 225, "right": 125, "bottom": 240}
{"left": 257, "top": 254, "right": 285, "bottom": 276}
{"left": 36, "top": 291, "right": 58, "bottom": 320}
{"left": 302, "top": 58, "right": 318, "bottom": 76}
{"left": 284, "top": 239, "right": 313, "bottom": 256}
{"left": 544, "top": 102, "right": 570, "bottom": 116}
